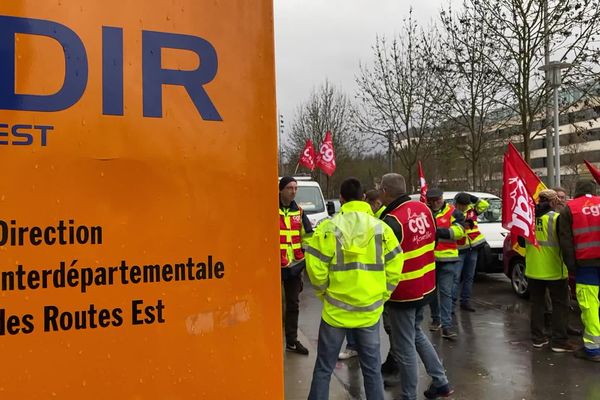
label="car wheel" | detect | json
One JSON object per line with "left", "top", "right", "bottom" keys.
{"left": 510, "top": 258, "right": 528, "bottom": 298}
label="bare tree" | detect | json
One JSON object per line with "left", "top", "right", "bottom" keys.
{"left": 284, "top": 80, "right": 361, "bottom": 197}
{"left": 355, "top": 10, "right": 445, "bottom": 185}
{"left": 423, "top": 2, "right": 511, "bottom": 189}
{"left": 471, "top": 0, "right": 600, "bottom": 162}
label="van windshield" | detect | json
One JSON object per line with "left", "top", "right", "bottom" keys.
{"left": 478, "top": 198, "right": 502, "bottom": 223}
{"left": 296, "top": 186, "right": 325, "bottom": 214}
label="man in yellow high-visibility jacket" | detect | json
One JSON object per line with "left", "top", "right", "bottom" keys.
{"left": 522, "top": 189, "right": 578, "bottom": 353}
{"left": 305, "top": 177, "right": 404, "bottom": 399}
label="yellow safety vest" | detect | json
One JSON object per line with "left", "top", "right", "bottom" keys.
{"left": 305, "top": 201, "right": 404, "bottom": 328}
{"left": 525, "top": 211, "right": 567, "bottom": 280}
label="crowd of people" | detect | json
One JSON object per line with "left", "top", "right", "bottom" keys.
{"left": 278, "top": 174, "right": 600, "bottom": 400}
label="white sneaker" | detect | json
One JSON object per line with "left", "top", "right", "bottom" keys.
{"left": 338, "top": 349, "right": 358, "bottom": 360}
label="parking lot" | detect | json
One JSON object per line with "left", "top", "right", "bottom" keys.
{"left": 285, "top": 273, "right": 600, "bottom": 400}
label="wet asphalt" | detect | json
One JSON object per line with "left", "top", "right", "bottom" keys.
{"left": 294, "top": 273, "right": 600, "bottom": 400}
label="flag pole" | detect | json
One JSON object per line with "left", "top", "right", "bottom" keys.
{"left": 294, "top": 162, "right": 300, "bottom": 175}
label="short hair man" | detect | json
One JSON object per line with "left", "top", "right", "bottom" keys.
{"left": 426, "top": 188, "right": 465, "bottom": 339}
{"left": 453, "top": 192, "right": 489, "bottom": 312}
{"left": 379, "top": 173, "right": 454, "bottom": 399}
{"left": 305, "top": 177, "right": 403, "bottom": 399}
{"left": 365, "top": 189, "right": 385, "bottom": 218}
{"left": 522, "top": 189, "right": 578, "bottom": 352}
{"left": 279, "top": 176, "right": 313, "bottom": 355}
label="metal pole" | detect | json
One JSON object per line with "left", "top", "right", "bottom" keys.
{"left": 553, "top": 86, "right": 561, "bottom": 187}
{"left": 543, "top": 0, "right": 555, "bottom": 187}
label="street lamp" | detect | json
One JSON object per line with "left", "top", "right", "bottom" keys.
{"left": 539, "top": 61, "right": 572, "bottom": 187}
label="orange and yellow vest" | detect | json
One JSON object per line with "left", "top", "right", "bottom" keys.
{"left": 280, "top": 208, "right": 305, "bottom": 267}
{"left": 433, "top": 203, "right": 463, "bottom": 262}
{"left": 387, "top": 200, "right": 436, "bottom": 302}
{"left": 457, "top": 206, "right": 486, "bottom": 250}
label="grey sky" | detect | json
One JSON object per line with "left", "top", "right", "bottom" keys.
{"left": 274, "top": 0, "right": 448, "bottom": 141}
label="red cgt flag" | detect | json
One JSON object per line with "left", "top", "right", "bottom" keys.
{"left": 502, "top": 146, "right": 538, "bottom": 247}
{"left": 584, "top": 160, "right": 600, "bottom": 185}
{"left": 315, "top": 131, "right": 336, "bottom": 176}
{"left": 505, "top": 142, "right": 546, "bottom": 202}
{"left": 418, "top": 161, "right": 427, "bottom": 203}
{"left": 299, "top": 139, "right": 316, "bottom": 171}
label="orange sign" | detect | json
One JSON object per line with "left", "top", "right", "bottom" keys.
{"left": 0, "top": 1, "right": 282, "bottom": 398}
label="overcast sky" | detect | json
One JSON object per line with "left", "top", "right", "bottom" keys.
{"left": 274, "top": 0, "right": 449, "bottom": 140}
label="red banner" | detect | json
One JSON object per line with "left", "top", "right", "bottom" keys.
{"left": 502, "top": 149, "right": 538, "bottom": 247}
{"left": 505, "top": 142, "right": 546, "bottom": 202}
{"left": 315, "top": 131, "right": 336, "bottom": 176}
{"left": 418, "top": 161, "right": 427, "bottom": 203}
{"left": 299, "top": 139, "right": 316, "bottom": 171}
{"left": 584, "top": 160, "right": 600, "bottom": 185}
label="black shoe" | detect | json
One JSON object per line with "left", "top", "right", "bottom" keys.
{"left": 381, "top": 352, "right": 398, "bottom": 374}
{"left": 568, "top": 326, "right": 583, "bottom": 336}
{"left": 442, "top": 328, "right": 457, "bottom": 339}
{"left": 460, "top": 303, "right": 476, "bottom": 312}
{"left": 424, "top": 383, "right": 454, "bottom": 399}
{"left": 286, "top": 340, "right": 309, "bottom": 355}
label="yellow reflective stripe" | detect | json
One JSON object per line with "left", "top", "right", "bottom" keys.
{"left": 280, "top": 229, "right": 300, "bottom": 235}
{"left": 325, "top": 294, "right": 383, "bottom": 312}
{"left": 469, "top": 236, "right": 486, "bottom": 247}
{"left": 306, "top": 246, "right": 332, "bottom": 262}
{"left": 398, "top": 261, "right": 435, "bottom": 281}
{"left": 387, "top": 282, "right": 398, "bottom": 292}
{"left": 330, "top": 262, "right": 384, "bottom": 272}
{"left": 404, "top": 242, "right": 435, "bottom": 260}
{"left": 385, "top": 246, "right": 403, "bottom": 262}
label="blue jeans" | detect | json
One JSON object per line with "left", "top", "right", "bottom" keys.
{"left": 389, "top": 306, "right": 449, "bottom": 400}
{"left": 457, "top": 248, "right": 478, "bottom": 305}
{"left": 429, "top": 261, "right": 462, "bottom": 328}
{"left": 308, "top": 319, "right": 384, "bottom": 400}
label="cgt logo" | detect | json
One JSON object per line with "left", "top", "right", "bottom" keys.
{"left": 407, "top": 208, "right": 432, "bottom": 235}
{"left": 582, "top": 204, "right": 600, "bottom": 217}
{"left": 0, "top": 15, "right": 221, "bottom": 120}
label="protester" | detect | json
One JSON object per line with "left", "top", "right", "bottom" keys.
{"left": 426, "top": 188, "right": 466, "bottom": 339}
{"left": 559, "top": 179, "right": 600, "bottom": 362}
{"left": 379, "top": 173, "right": 454, "bottom": 400}
{"left": 279, "top": 176, "right": 312, "bottom": 355}
{"left": 520, "top": 189, "right": 578, "bottom": 352}
{"left": 454, "top": 192, "right": 489, "bottom": 312}
{"left": 305, "top": 177, "right": 404, "bottom": 399}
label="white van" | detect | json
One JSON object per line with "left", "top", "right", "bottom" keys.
{"left": 279, "top": 177, "right": 332, "bottom": 228}
{"left": 410, "top": 191, "right": 507, "bottom": 273}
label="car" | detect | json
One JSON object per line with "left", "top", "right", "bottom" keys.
{"left": 502, "top": 233, "right": 528, "bottom": 297}
{"left": 503, "top": 232, "right": 576, "bottom": 298}
{"left": 410, "top": 191, "right": 507, "bottom": 273}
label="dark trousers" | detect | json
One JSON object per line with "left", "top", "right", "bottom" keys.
{"left": 282, "top": 273, "right": 303, "bottom": 344}
{"left": 529, "top": 278, "right": 569, "bottom": 345}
